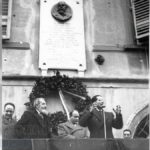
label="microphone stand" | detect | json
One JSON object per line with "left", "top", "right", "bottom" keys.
{"left": 102, "top": 108, "right": 107, "bottom": 139}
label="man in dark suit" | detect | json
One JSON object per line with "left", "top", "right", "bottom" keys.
{"left": 79, "top": 95, "right": 123, "bottom": 138}
{"left": 2, "top": 102, "right": 17, "bottom": 139}
{"left": 15, "top": 98, "right": 52, "bottom": 138}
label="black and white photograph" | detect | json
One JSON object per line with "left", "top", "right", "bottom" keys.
{"left": 1, "top": 0, "right": 149, "bottom": 150}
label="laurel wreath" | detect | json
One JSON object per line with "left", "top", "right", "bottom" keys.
{"left": 29, "top": 71, "right": 92, "bottom": 135}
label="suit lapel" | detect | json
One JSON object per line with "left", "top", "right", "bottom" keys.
{"left": 32, "top": 110, "right": 46, "bottom": 128}
{"left": 92, "top": 109, "right": 104, "bottom": 123}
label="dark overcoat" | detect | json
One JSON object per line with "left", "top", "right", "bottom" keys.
{"left": 15, "top": 109, "right": 51, "bottom": 138}
{"left": 79, "top": 109, "right": 123, "bottom": 138}
{"left": 58, "top": 121, "right": 89, "bottom": 139}
{"left": 2, "top": 115, "right": 17, "bottom": 139}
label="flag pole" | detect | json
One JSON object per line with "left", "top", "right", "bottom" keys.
{"left": 58, "top": 89, "right": 70, "bottom": 120}
{"left": 62, "top": 90, "right": 86, "bottom": 100}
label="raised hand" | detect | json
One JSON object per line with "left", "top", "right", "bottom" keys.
{"left": 89, "top": 103, "right": 97, "bottom": 112}
{"left": 113, "top": 105, "right": 121, "bottom": 115}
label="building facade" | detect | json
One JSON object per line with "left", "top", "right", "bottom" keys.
{"left": 2, "top": 0, "right": 149, "bottom": 138}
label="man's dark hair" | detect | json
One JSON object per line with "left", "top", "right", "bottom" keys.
{"left": 123, "top": 129, "right": 131, "bottom": 134}
{"left": 4, "top": 102, "right": 15, "bottom": 110}
{"left": 91, "top": 95, "right": 102, "bottom": 103}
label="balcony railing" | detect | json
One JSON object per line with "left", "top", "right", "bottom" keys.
{"left": 3, "top": 139, "right": 149, "bottom": 150}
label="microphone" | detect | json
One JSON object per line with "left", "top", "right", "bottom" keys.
{"left": 101, "top": 106, "right": 106, "bottom": 109}
{"left": 97, "top": 105, "right": 106, "bottom": 110}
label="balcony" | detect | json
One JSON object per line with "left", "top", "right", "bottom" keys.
{"left": 3, "top": 139, "right": 149, "bottom": 150}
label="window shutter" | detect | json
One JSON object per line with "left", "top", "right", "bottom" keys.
{"left": 131, "top": 0, "right": 149, "bottom": 39}
{"left": 2, "top": 0, "right": 13, "bottom": 39}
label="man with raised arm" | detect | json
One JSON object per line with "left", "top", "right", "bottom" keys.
{"left": 79, "top": 95, "right": 123, "bottom": 138}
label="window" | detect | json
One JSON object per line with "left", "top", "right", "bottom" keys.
{"left": 134, "top": 115, "right": 149, "bottom": 138}
{"left": 131, "top": 0, "right": 149, "bottom": 40}
{"left": 2, "top": 0, "right": 13, "bottom": 39}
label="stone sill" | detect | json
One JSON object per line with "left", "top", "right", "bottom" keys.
{"left": 2, "top": 41, "right": 30, "bottom": 50}
{"left": 93, "top": 45, "right": 146, "bottom": 52}
{"left": 2, "top": 75, "right": 149, "bottom": 83}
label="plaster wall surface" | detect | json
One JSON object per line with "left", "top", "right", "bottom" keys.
{"left": 3, "top": 0, "right": 148, "bottom": 78}
{"left": 89, "top": 0, "right": 135, "bottom": 46}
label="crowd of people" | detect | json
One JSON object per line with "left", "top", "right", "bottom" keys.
{"left": 2, "top": 95, "right": 132, "bottom": 139}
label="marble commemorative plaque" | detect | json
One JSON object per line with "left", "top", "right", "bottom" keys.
{"left": 39, "top": 0, "right": 86, "bottom": 74}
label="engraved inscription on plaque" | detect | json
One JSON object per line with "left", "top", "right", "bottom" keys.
{"left": 39, "top": 0, "right": 86, "bottom": 73}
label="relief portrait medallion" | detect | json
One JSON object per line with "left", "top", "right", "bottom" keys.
{"left": 51, "top": 1, "right": 73, "bottom": 22}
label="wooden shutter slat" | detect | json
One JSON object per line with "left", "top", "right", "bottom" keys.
{"left": 137, "top": 25, "right": 149, "bottom": 29}
{"left": 136, "top": 22, "right": 149, "bottom": 28}
{"left": 137, "top": 31, "right": 149, "bottom": 35}
{"left": 137, "top": 20, "right": 149, "bottom": 25}
{"left": 136, "top": 8, "right": 149, "bottom": 13}
{"left": 136, "top": 9, "right": 149, "bottom": 16}
{"left": 138, "top": 29, "right": 149, "bottom": 32}
{"left": 137, "top": 33, "right": 149, "bottom": 39}
{"left": 134, "top": 0, "right": 147, "bottom": 5}
{"left": 135, "top": 4, "right": 148, "bottom": 9}
{"left": 135, "top": 5, "right": 149, "bottom": 11}
{"left": 135, "top": 6, "right": 149, "bottom": 12}
{"left": 137, "top": 31, "right": 149, "bottom": 34}
{"left": 137, "top": 30, "right": 149, "bottom": 34}
{"left": 137, "top": 25, "right": 149, "bottom": 30}
{"left": 136, "top": 16, "right": 149, "bottom": 20}
{"left": 137, "top": 22, "right": 149, "bottom": 27}
{"left": 136, "top": 16, "right": 149, "bottom": 21}
{"left": 135, "top": 2, "right": 148, "bottom": 7}
{"left": 138, "top": 31, "right": 149, "bottom": 35}
{"left": 136, "top": 14, "right": 149, "bottom": 19}
{"left": 136, "top": 13, "right": 149, "bottom": 17}
{"left": 137, "top": 25, "right": 149, "bottom": 33}
{"left": 135, "top": 8, "right": 149, "bottom": 13}
{"left": 137, "top": 18, "right": 148, "bottom": 23}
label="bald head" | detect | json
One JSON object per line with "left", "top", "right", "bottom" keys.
{"left": 70, "top": 110, "right": 79, "bottom": 124}
{"left": 4, "top": 103, "right": 15, "bottom": 119}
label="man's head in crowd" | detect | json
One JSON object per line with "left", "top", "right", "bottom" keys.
{"left": 91, "top": 95, "right": 105, "bottom": 109}
{"left": 4, "top": 102, "right": 15, "bottom": 120}
{"left": 70, "top": 110, "right": 80, "bottom": 125}
{"left": 33, "top": 98, "right": 47, "bottom": 114}
{"left": 123, "top": 129, "right": 132, "bottom": 139}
